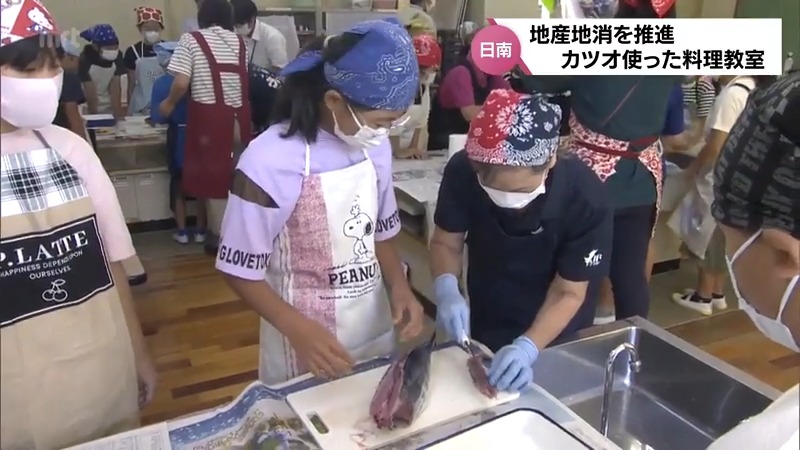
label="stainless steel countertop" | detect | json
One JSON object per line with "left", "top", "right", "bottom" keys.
{"left": 380, "top": 318, "right": 782, "bottom": 449}
{"left": 570, "top": 318, "right": 781, "bottom": 401}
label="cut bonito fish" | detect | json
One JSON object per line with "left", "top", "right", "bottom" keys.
{"left": 369, "top": 334, "right": 435, "bottom": 430}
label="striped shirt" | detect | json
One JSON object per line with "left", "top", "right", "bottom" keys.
{"left": 681, "top": 76, "right": 715, "bottom": 118}
{"left": 168, "top": 27, "right": 244, "bottom": 107}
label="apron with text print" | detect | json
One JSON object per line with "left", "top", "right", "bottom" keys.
{"left": 259, "top": 143, "right": 396, "bottom": 385}
{"left": 127, "top": 43, "right": 165, "bottom": 115}
{"left": 0, "top": 131, "right": 139, "bottom": 449}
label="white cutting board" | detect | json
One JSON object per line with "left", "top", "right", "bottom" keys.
{"left": 286, "top": 346, "right": 519, "bottom": 450}
{"left": 424, "top": 409, "right": 590, "bottom": 449}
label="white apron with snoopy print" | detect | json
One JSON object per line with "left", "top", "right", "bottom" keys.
{"left": 259, "top": 143, "right": 395, "bottom": 385}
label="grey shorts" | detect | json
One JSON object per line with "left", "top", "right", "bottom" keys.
{"left": 682, "top": 227, "right": 727, "bottom": 274}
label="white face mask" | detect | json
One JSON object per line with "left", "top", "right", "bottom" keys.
{"left": 101, "top": 49, "right": 118, "bottom": 61}
{"left": 333, "top": 104, "right": 388, "bottom": 150}
{"left": 479, "top": 177, "right": 547, "bottom": 209}
{"left": 1, "top": 71, "right": 64, "bottom": 129}
{"left": 726, "top": 230, "right": 799, "bottom": 352}
{"left": 235, "top": 24, "right": 252, "bottom": 36}
{"left": 143, "top": 30, "right": 161, "bottom": 44}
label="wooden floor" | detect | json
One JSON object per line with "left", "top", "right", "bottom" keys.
{"left": 134, "top": 253, "right": 800, "bottom": 425}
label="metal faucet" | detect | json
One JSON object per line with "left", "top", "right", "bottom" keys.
{"left": 600, "top": 343, "right": 642, "bottom": 437}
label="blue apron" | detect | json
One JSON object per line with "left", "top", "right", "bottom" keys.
{"left": 465, "top": 181, "right": 600, "bottom": 352}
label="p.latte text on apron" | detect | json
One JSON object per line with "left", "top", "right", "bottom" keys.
{"left": 1, "top": 130, "right": 139, "bottom": 449}
{"left": 0, "top": 215, "right": 113, "bottom": 327}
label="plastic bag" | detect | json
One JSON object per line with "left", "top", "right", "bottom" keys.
{"left": 667, "top": 182, "right": 716, "bottom": 259}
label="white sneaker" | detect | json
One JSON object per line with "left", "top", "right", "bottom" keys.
{"left": 682, "top": 288, "right": 728, "bottom": 311}
{"left": 671, "top": 291, "right": 713, "bottom": 316}
{"left": 172, "top": 231, "right": 189, "bottom": 244}
{"left": 194, "top": 231, "right": 207, "bottom": 244}
{"left": 593, "top": 313, "right": 616, "bottom": 325}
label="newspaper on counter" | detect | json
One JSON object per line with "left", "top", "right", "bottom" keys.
{"left": 165, "top": 356, "right": 393, "bottom": 450}
{"left": 167, "top": 380, "right": 320, "bottom": 450}
{"left": 65, "top": 423, "right": 171, "bottom": 450}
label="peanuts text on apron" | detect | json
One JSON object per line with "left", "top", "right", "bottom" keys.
{"left": 259, "top": 143, "right": 396, "bottom": 385}
{"left": 182, "top": 31, "right": 252, "bottom": 200}
{"left": 1, "top": 131, "right": 139, "bottom": 449}
{"left": 127, "top": 42, "right": 165, "bottom": 115}
{"left": 88, "top": 63, "right": 116, "bottom": 115}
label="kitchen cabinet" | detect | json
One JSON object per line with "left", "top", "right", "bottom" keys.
{"left": 134, "top": 171, "right": 173, "bottom": 223}
{"left": 111, "top": 174, "right": 140, "bottom": 223}
{"left": 110, "top": 169, "right": 172, "bottom": 224}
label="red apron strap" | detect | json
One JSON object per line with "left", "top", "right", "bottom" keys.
{"left": 236, "top": 36, "right": 249, "bottom": 100}
{"left": 191, "top": 31, "right": 225, "bottom": 101}
{"left": 237, "top": 36, "right": 247, "bottom": 68}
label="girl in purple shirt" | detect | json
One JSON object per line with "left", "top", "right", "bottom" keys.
{"left": 215, "top": 20, "right": 425, "bottom": 385}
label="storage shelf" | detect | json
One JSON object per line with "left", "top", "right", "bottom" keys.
{"left": 260, "top": 1, "right": 400, "bottom": 40}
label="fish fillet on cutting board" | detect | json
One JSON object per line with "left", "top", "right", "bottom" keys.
{"left": 286, "top": 346, "right": 520, "bottom": 450}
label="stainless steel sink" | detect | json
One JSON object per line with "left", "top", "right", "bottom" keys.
{"left": 536, "top": 318, "right": 782, "bottom": 450}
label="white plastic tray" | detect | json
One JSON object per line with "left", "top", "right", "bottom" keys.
{"left": 423, "top": 409, "right": 591, "bottom": 450}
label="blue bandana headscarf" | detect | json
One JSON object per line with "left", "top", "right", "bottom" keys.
{"left": 154, "top": 41, "right": 178, "bottom": 68}
{"left": 80, "top": 24, "right": 119, "bottom": 46}
{"left": 281, "top": 19, "right": 419, "bottom": 112}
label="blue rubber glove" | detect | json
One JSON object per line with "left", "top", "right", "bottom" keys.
{"left": 433, "top": 274, "right": 469, "bottom": 341}
{"left": 488, "top": 336, "right": 539, "bottom": 392}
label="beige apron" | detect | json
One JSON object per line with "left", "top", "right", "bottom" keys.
{"left": 1, "top": 131, "right": 139, "bottom": 450}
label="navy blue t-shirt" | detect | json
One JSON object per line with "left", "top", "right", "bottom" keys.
{"left": 248, "top": 64, "right": 282, "bottom": 134}
{"left": 434, "top": 152, "right": 613, "bottom": 283}
{"left": 53, "top": 71, "right": 86, "bottom": 130}
{"left": 662, "top": 84, "right": 685, "bottom": 136}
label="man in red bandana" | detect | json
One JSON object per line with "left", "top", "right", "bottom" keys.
{"left": 430, "top": 89, "right": 612, "bottom": 392}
